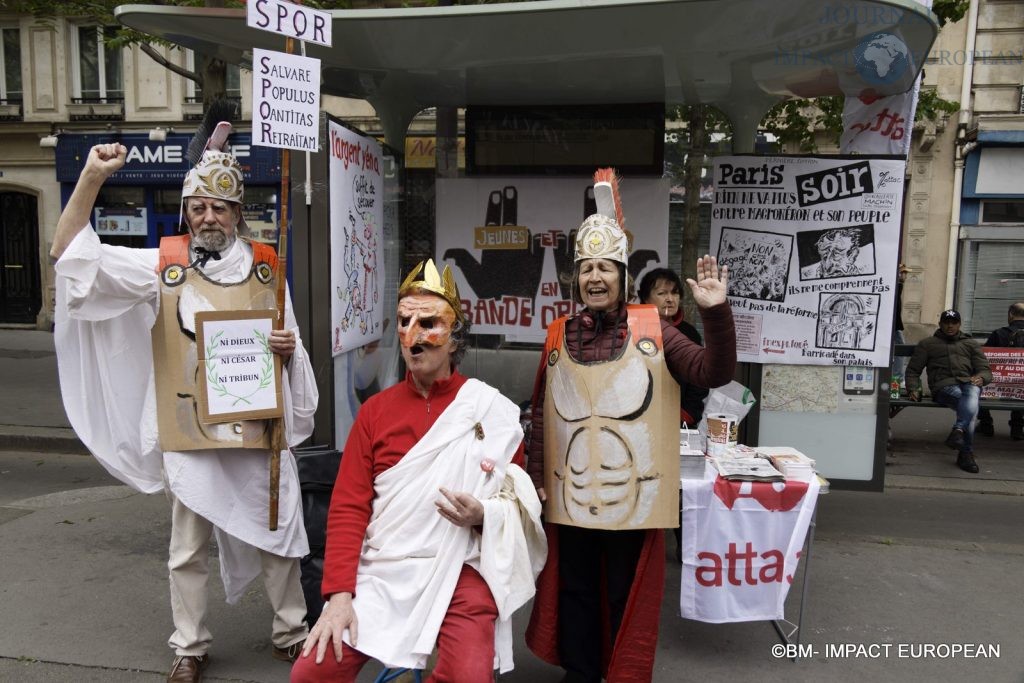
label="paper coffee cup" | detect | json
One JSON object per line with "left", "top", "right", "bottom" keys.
{"left": 706, "top": 413, "right": 738, "bottom": 456}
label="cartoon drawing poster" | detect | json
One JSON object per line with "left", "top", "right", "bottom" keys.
{"left": 436, "top": 177, "right": 670, "bottom": 343}
{"left": 710, "top": 155, "right": 905, "bottom": 367}
{"left": 330, "top": 121, "right": 384, "bottom": 355}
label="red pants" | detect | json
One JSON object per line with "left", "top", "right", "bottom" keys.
{"left": 291, "top": 564, "right": 497, "bottom": 683}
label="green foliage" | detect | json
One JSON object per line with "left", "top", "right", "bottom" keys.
{"left": 916, "top": 89, "right": 960, "bottom": 121}
{"left": 932, "top": 0, "right": 969, "bottom": 26}
{"left": 760, "top": 96, "right": 844, "bottom": 152}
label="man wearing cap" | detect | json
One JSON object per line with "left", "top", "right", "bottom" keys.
{"left": 292, "top": 260, "right": 546, "bottom": 682}
{"left": 905, "top": 309, "right": 991, "bottom": 473}
{"left": 51, "top": 142, "right": 317, "bottom": 682}
{"left": 977, "top": 302, "right": 1024, "bottom": 440}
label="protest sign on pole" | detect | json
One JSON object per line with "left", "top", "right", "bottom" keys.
{"left": 247, "top": 0, "right": 333, "bottom": 46}
{"left": 251, "top": 47, "right": 321, "bottom": 153}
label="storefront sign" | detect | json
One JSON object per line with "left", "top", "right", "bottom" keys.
{"left": 94, "top": 206, "right": 147, "bottom": 236}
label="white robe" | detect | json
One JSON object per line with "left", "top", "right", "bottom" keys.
{"left": 54, "top": 227, "right": 317, "bottom": 602}
{"left": 346, "top": 379, "right": 546, "bottom": 673}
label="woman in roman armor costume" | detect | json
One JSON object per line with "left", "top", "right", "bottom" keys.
{"left": 525, "top": 169, "right": 737, "bottom": 682}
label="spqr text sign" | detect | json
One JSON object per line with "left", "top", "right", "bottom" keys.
{"left": 252, "top": 48, "right": 321, "bottom": 153}
{"left": 195, "top": 310, "right": 283, "bottom": 423}
{"left": 247, "top": 0, "right": 333, "bottom": 47}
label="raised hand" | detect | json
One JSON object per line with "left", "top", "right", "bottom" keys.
{"left": 685, "top": 255, "right": 729, "bottom": 310}
{"left": 84, "top": 143, "right": 127, "bottom": 180}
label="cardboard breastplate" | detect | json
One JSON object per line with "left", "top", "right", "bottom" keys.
{"left": 151, "top": 236, "right": 278, "bottom": 452}
{"left": 543, "top": 305, "right": 680, "bottom": 529}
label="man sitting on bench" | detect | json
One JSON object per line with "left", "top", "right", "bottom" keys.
{"left": 977, "top": 302, "right": 1024, "bottom": 440}
{"left": 905, "top": 309, "right": 992, "bottom": 473}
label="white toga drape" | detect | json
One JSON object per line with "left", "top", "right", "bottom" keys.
{"left": 53, "top": 227, "right": 318, "bottom": 601}
{"left": 346, "top": 379, "right": 546, "bottom": 673}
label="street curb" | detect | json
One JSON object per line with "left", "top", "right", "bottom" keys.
{"left": 885, "top": 473, "right": 1024, "bottom": 496}
{"left": 0, "top": 425, "right": 88, "bottom": 454}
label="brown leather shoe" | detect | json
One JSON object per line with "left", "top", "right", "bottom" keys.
{"left": 272, "top": 639, "right": 304, "bottom": 663}
{"left": 167, "top": 654, "right": 209, "bottom": 683}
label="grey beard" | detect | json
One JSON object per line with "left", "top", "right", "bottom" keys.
{"left": 191, "top": 228, "right": 235, "bottom": 253}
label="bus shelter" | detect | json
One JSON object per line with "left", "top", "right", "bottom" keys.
{"left": 116, "top": 0, "right": 939, "bottom": 488}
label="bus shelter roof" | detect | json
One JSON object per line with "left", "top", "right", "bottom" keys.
{"left": 116, "top": 0, "right": 939, "bottom": 149}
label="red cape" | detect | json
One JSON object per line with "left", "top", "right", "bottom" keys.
{"left": 525, "top": 524, "right": 665, "bottom": 682}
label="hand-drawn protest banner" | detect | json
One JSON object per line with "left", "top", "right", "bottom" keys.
{"left": 710, "top": 155, "right": 905, "bottom": 367}
{"left": 329, "top": 120, "right": 385, "bottom": 355}
{"left": 436, "top": 177, "right": 670, "bottom": 343}
{"left": 195, "top": 310, "right": 283, "bottom": 422}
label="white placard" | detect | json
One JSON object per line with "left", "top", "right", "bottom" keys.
{"left": 247, "top": 0, "right": 332, "bottom": 46}
{"left": 710, "top": 155, "right": 905, "bottom": 367}
{"left": 329, "top": 121, "right": 385, "bottom": 355}
{"left": 251, "top": 48, "right": 321, "bottom": 152}
{"left": 196, "top": 312, "right": 282, "bottom": 420}
{"left": 435, "top": 177, "right": 670, "bottom": 343}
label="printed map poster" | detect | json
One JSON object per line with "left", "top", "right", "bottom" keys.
{"left": 436, "top": 177, "right": 670, "bottom": 343}
{"left": 195, "top": 310, "right": 283, "bottom": 423}
{"left": 710, "top": 155, "right": 905, "bottom": 367}
{"left": 329, "top": 121, "right": 385, "bottom": 356}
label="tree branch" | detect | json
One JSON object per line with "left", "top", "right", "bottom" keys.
{"left": 140, "top": 42, "right": 202, "bottom": 86}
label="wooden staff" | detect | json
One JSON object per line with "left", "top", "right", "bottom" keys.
{"left": 269, "top": 36, "right": 296, "bottom": 531}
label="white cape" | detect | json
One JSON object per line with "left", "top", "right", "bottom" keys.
{"left": 346, "top": 379, "right": 546, "bottom": 673}
{"left": 54, "top": 227, "right": 317, "bottom": 602}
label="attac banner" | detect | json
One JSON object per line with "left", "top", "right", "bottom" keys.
{"left": 436, "top": 177, "right": 670, "bottom": 343}
{"left": 710, "top": 155, "right": 905, "bottom": 367}
{"left": 680, "top": 475, "right": 819, "bottom": 623}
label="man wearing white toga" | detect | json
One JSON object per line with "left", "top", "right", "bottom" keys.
{"left": 292, "top": 259, "right": 546, "bottom": 682}
{"left": 51, "top": 127, "right": 317, "bottom": 683}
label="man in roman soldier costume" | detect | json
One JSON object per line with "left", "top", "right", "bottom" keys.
{"left": 51, "top": 113, "right": 317, "bottom": 683}
{"left": 293, "top": 259, "right": 547, "bottom": 682}
{"left": 525, "top": 169, "right": 737, "bottom": 682}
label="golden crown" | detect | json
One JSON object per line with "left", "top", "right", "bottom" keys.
{"left": 398, "top": 259, "right": 466, "bottom": 325}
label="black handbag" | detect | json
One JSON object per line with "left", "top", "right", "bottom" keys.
{"left": 294, "top": 445, "right": 342, "bottom": 627}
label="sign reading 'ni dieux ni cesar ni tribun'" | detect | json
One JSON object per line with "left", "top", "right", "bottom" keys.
{"left": 195, "top": 310, "right": 283, "bottom": 423}
{"left": 710, "top": 155, "right": 905, "bottom": 368}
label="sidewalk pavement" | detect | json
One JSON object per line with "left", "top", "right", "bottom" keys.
{"left": 2, "top": 328, "right": 1022, "bottom": 682}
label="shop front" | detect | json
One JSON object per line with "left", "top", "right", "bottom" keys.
{"left": 54, "top": 132, "right": 282, "bottom": 249}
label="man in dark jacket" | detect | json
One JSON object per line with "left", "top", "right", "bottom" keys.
{"left": 906, "top": 309, "right": 992, "bottom": 473}
{"left": 977, "top": 302, "right": 1024, "bottom": 440}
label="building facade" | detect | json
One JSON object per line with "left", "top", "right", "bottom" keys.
{"left": 2, "top": 6, "right": 1021, "bottom": 337}
{"left": 902, "top": 0, "right": 1024, "bottom": 342}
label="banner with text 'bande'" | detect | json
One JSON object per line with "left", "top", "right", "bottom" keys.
{"left": 329, "top": 121, "right": 384, "bottom": 356}
{"left": 436, "top": 177, "right": 670, "bottom": 343}
{"left": 710, "top": 155, "right": 904, "bottom": 367}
